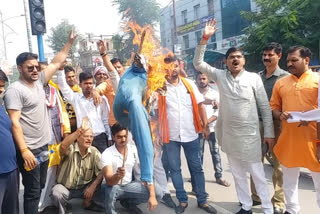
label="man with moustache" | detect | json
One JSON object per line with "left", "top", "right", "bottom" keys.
{"left": 194, "top": 20, "right": 274, "bottom": 214}
{"left": 97, "top": 40, "right": 123, "bottom": 92}
{"left": 195, "top": 72, "right": 230, "bottom": 187}
{"left": 52, "top": 127, "right": 103, "bottom": 213}
{"left": 270, "top": 46, "right": 320, "bottom": 214}
{"left": 63, "top": 65, "right": 81, "bottom": 132}
{"left": 111, "top": 58, "right": 126, "bottom": 77}
{"left": 250, "top": 42, "right": 288, "bottom": 214}
{"left": 4, "top": 30, "right": 76, "bottom": 214}
{"left": 158, "top": 56, "right": 216, "bottom": 214}
{"left": 93, "top": 66, "right": 117, "bottom": 126}
{"left": 102, "top": 123, "right": 159, "bottom": 214}
{"left": 56, "top": 71, "right": 112, "bottom": 153}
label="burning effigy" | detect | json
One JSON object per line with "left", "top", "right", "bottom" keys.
{"left": 113, "top": 22, "right": 173, "bottom": 184}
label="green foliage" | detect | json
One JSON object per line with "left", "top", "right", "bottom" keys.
{"left": 112, "top": 0, "right": 160, "bottom": 26}
{"left": 112, "top": 0, "right": 160, "bottom": 62}
{"left": 112, "top": 34, "right": 125, "bottom": 59}
{"left": 46, "top": 19, "right": 81, "bottom": 63}
{"left": 241, "top": 0, "right": 320, "bottom": 71}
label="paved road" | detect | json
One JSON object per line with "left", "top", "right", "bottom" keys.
{"left": 19, "top": 143, "right": 319, "bottom": 214}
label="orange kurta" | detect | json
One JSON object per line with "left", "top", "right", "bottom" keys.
{"left": 96, "top": 80, "right": 117, "bottom": 126}
{"left": 270, "top": 70, "right": 320, "bottom": 172}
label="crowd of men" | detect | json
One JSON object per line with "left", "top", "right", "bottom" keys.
{"left": 0, "top": 19, "right": 319, "bottom": 214}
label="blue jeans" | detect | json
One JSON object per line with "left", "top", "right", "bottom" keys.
{"left": 103, "top": 182, "right": 149, "bottom": 214}
{"left": 0, "top": 168, "right": 19, "bottom": 214}
{"left": 199, "top": 132, "right": 223, "bottom": 179}
{"left": 162, "top": 138, "right": 207, "bottom": 205}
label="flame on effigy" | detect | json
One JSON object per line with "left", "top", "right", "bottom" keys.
{"left": 125, "top": 21, "right": 175, "bottom": 143}
{"left": 125, "top": 22, "right": 175, "bottom": 103}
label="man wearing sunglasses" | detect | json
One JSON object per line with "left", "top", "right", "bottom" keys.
{"left": 3, "top": 30, "right": 77, "bottom": 214}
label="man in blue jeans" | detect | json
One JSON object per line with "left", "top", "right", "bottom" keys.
{"left": 196, "top": 73, "right": 230, "bottom": 187}
{"left": 0, "top": 69, "right": 19, "bottom": 214}
{"left": 159, "top": 56, "right": 217, "bottom": 214}
{"left": 102, "top": 123, "right": 158, "bottom": 214}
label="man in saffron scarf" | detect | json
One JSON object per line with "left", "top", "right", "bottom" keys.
{"left": 157, "top": 56, "right": 216, "bottom": 214}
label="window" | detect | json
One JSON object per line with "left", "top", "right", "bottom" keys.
{"left": 207, "top": 0, "right": 214, "bottom": 15}
{"left": 195, "top": 31, "right": 202, "bottom": 43}
{"left": 181, "top": 10, "right": 188, "bottom": 24}
{"left": 211, "top": 34, "right": 216, "bottom": 42}
{"left": 221, "top": 0, "right": 251, "bottom": 38}
{"left": 194, "top": 4, "right": 200, "bottom": 20}
{"left": 183, "top": 35, "right": 189, "bottom": 49}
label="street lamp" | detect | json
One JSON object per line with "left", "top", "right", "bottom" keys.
{"left": 0, "top": 11, "right": 25, "bottom": 60}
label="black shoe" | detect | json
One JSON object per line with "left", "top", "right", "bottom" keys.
{"left": 274, "top": 207, "right": 284, "bottom": 214}
{"left": 175, "top": 203, "right": 188, "bottom": 214}
{"left": 198, "top": 203, "right": 217, "bottom": 214}
{"left": 63, "top": 203, "right": 72, "bottom": 214}
{"left": 284, "top": 212, "right": 292, "bottom": 214}
{"left": 236, "top": 208, "right": 253, "bottom": 214}
{"left": 120, "top": 200, "right": 143, "bottom": 214}
{"left": 161, "top": 193, "right": 176, "bottom": 208}
{"left": 252, "top": 200, "right": 261, "bottom": 206}
{"left": 84, "top": 201, "right": 104, "bottom": 212}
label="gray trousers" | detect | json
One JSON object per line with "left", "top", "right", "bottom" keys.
{"left": 51, "top": 183, "right": 102, "bottom": 214}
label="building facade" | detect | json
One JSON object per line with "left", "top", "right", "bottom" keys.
{"left": 78, "top": 34, "right": 114, "bottom": 73}
{"left": 160, "top": 0, "right": 257, "bottom": 61}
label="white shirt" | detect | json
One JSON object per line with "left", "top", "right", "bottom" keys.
{"left": 108, "top": 70, "right": 120, "bottom": 91}
{"left": 56, "top": 70, "right": 111, "bottom": 139}
{"left": 101, "top": 144, "right": 139, "bottom": 185}
{"left": 166, "top": 78, "right": 204, "bottom": 142}
{"left": 203, "top": 86, "right": 219, "bottom": 132}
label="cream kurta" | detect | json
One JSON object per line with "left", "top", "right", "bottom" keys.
{"left": 194, "top": 45, "right": 274, "bottom": 162}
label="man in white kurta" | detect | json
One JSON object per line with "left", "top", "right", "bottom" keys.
{"left": 193, "top": 20, "right": 274, "bottom": 214}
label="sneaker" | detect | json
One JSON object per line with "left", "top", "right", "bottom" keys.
{"left": 120, "top": 200, "right": 143, "bottom": 214}
{"left": 161, "top": 193, "right": 176, "bottom": 208}
{"left": 198, "top": 203, "right": 217, "bottom": 214}
{"left": 236, "top": 208, "right": 252, "bottom": 214}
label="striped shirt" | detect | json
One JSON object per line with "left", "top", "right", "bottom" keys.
{"left": 56, "top": 143, "right": 102, "bottom": 189}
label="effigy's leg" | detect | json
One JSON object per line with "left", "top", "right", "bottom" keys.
{"left": 128, "top": 99, "right": 154, "bottom": 183}
{"left": 113, "top": 101, "right": 130, "bottom": 129}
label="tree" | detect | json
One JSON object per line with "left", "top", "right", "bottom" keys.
{"left": 111, "top": 0, "right": 160, "bottom": 62}
{"left": 112, "top": 34, "right": 125, "bottom": 59}
{"left": 46, "top": 19, "right": 81, "bottom": 64}
{"left": 241, "top": 0, "right": 320, "bottom": 71}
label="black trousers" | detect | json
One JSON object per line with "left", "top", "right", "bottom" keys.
{"left": 93, "top": 133, "right": 112, "bottom": 153}
{"left": 0, "top": 168, "right": 19, "bottom": 214}
{"left": 17, "top": 144, "right": 48, "bottom": 214}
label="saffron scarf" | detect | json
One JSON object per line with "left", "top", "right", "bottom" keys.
{"left": 158, "top": 77, "right": 202, "bottom": 143}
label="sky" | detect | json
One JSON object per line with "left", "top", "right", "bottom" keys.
{"left": 0, "top": 0, "right": 171, "bottom": 65}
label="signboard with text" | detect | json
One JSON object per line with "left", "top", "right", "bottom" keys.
{"left": 177, "top": 15, "right": 215, "bottom": 35}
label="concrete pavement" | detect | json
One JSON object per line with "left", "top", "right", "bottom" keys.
{"left": 19, "top": 143, "right": 318, "bottom": 214}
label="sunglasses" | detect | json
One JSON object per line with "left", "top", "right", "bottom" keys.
{"left": 27, "top": 65, "right": 41, "bottom": 72}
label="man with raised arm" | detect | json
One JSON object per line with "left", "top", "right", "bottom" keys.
{"left": 193, "top": 20, "right": 274, "bottom": 214}
{"left": 4, "top": 30, "right": 76, "bottom": 214}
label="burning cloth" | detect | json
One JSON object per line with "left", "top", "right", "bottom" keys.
{"left": 113, "top": 59, "right": 154, "bottom": 183}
